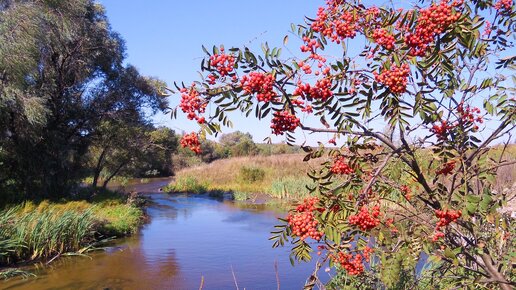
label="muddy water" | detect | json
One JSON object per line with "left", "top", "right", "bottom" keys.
{"left": 2, "top": 183, "right": 327, "bottom": 289}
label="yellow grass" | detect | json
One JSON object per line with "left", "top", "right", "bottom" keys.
{"left": 169, "top": 154, "right": 320, "bottom": 199}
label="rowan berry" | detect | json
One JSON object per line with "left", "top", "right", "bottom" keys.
{"left": 240, "top": 72, "right": 277, "bottom": 102}
{"left": 330, "top": 156, "right": 354, "bottom": 175}
{"left": 180, "top": 132, "right": 202, "bottom": 154}
{"left": 179, "top": 85, "right": 207, "bottom": 124}
{"left": 293, "top": 78, "right": 333, "bottom": 101}
{"left": 494, "top": 0, "right": 512, "bottom": 11}
{"left": 348, "top": 205, "right": 381, "bottom": 231}
{"left": 372, "top": 28, "right": 395, "bottom": 50}
{"left": 209, "top": 48, "right": 235, "bottom": 77}
{"left": 404, "top": 1, "right": 461, "bottom": 56}
{"left": 287, "top": 197, "right": 323, "bottom": 241}
{"left": 270, "top": 111, "right": 300, "bottom": 135}
{"left": 374, "top": 64, "right": 410, "bottom": 94}
{"left": 436, "top": 160, "right": 456, "bottom": 175}
{"left": 331, "top": 251, "right": 365, "bottom": 275}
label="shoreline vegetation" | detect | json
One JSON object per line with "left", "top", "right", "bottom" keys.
{"left": 165, "top": 146, "right": 516, "bottom": 205}
{"left": 163, "top": 154, "right": 318, "bottom": 203}
{"left": 0, "top": 189, "right": 146, "bottom": 278}
{"left": 1, "top": 146, "right": 514, "bottom": 281}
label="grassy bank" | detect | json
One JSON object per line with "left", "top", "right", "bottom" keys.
{"left": 164, "top": 145, "right": 516, "bottom": 202}
{"left": 164, "top": 154, "right": 319, "bottom": 200}
{"left": 0, "top": 189, "right": 145, "bottom": 267}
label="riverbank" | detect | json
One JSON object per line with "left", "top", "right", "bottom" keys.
{"left": 0, "top": 188, "right": 146, "bottom": 276}
{"left": 163, "top": 154, "right": 317, "bottom": 201}
{"left": 1, "top": 192, "right": 321, "bottom": 289}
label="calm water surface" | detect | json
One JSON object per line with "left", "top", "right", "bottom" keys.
{"left": 2, "top": 184, "right": 328, "bottom": 290}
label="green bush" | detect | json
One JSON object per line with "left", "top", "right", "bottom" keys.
{"left": 238, "top": 166, "right": 265, "bottom": 183}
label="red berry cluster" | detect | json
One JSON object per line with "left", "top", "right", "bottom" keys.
{"left": 372, "top": 28, "right": 395, "bottom": 50}
{"left": 436, "top": 160, "right": 456, "bottom": 175}
{"left": 331, "top": 251, "right": 365, "bottom": 276}
{"left": 432, "top": 209, "right": 461, "bottom": 241}
{"left": 494, "top": 0, "right": 512, "bottom": 11}
{"left": 300, "top": 36, "right": 322, "bottom": 53}
{"left": 293, "top": 78, "right": 333, "bottom": 101}
{"left": 179, "top": 86, "right": 207, "bottom": 124}
{"left": 374, "top": 64, "right": 410, "bottom": 94}
{"left": 430, "top": 120, "right": 453, "bottom": 141}
{"left": 430, "top": 103, "right": 483, "bottom": 140}
{"left": 286, "top": 197, "right": 323, "bottom": 241}
{"left": 483, "top": 20, "right": 492, "bottom": 37}
{"left": 180, "top": 132, "right": 201, "bottom": 154}
{"left": 404, "top": 1, "right": 461, "bottom": 56}
{"left": 209, "top": 48, "right": 235, "bottom": 77}
{"left": 435, "top": 209, "right": 461, "bottom": 229}
{"left": 330, "top": 156, "right": 354, "bottom": 175}
{"left": 457, "top": 102, "right": 483, "bottom": 131}
{"left": 432, "top": 231, "right": 445, "bottom": 242}
{"left": 270, "top": 111, "right": 300, "bottom": 135}
{"left": 400, "top": 185, "right": 411, "bottom": 200}
{"left": 310, "top": 5, "right": 359, "bottom": 45}
{"left": 297, "top": 60, "right": 313, "bottom": 74}
{"left": 240, "top": 72, "right": 277, "bottom": 102}
{"left": 348, "top": 205, "right": 381, "bottom": 231}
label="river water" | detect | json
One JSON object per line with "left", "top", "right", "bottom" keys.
{"left": 2, "top": 180, "right": 327, "bottom": 289}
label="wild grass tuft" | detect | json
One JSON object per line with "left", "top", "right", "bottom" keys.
{"left": 163, "top": 175, "right": 208, "bottom": 193}
{"left": 0, "top": 205, "right": 96, "bottom": 265}
{"left": 269, "top": 176, "right": 314, "bottom": 200}
{"left": 0, "top": 189, "right": 145, "bottom": 266}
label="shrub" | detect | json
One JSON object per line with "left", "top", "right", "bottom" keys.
{"left": 238, "top": 166, "right": 265, "bottom": 183}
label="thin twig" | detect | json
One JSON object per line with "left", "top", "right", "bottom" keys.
{"left": 231, "top": 265, "right": 239, "bottom": 290}
{"left": 274, "top": 260, "right": 280, "bottom": 290}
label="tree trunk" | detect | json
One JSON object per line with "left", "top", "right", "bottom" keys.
{"left": 92, "top": 147, "right": 108, "bottom": 188}
{"left": 102, "top": 160, "right": 128, "bottom": 189}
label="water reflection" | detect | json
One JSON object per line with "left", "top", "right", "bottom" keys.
{"left": 2, "top": 192, "right": 326, "bottom": 290}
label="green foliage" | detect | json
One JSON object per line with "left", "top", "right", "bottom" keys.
{"left": 231, "top": 191, "right": 251, "bottom": 201}
{"left": 0, "top": 205, "right": 96, "bottom": 265}
{"left": 0, "top": 0, "right": 167, "bottom": 199}
{"left": 238, "top": 166, "right": 265, "bottom": 183}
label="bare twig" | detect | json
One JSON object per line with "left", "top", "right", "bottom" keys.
{"left": 231, "top": 265, "right": 240, "bottom": 290}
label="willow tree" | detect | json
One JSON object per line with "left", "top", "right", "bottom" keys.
{"left": 0, "top": 0, "right": 166, "bottom": 198}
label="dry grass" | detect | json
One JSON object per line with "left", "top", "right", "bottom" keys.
{"left": 169, "top": 154, "right": 320, "bottom": 199}
{"left": 169, "top": 145, "right": 516, "bottom": 202}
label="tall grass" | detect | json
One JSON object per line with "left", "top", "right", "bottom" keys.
{"left": 0, "top": 190, "right": 145, "bottom": 266}
{"left": 0, "top": 205, "right": 96, "bottom": 265}
{"left": 269, "top": 176, "right": 314, "bottom": 199}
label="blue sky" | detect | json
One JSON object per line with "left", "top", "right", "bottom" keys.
{"left": 99, "top": 0, "right": 327, "bottom": 144}
{"left": 98, "top": 1, "right": 511, "bottom": 146}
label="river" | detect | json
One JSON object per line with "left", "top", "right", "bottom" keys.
{"left": 1, "top": 179, "right": 328, "bottom": 290}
